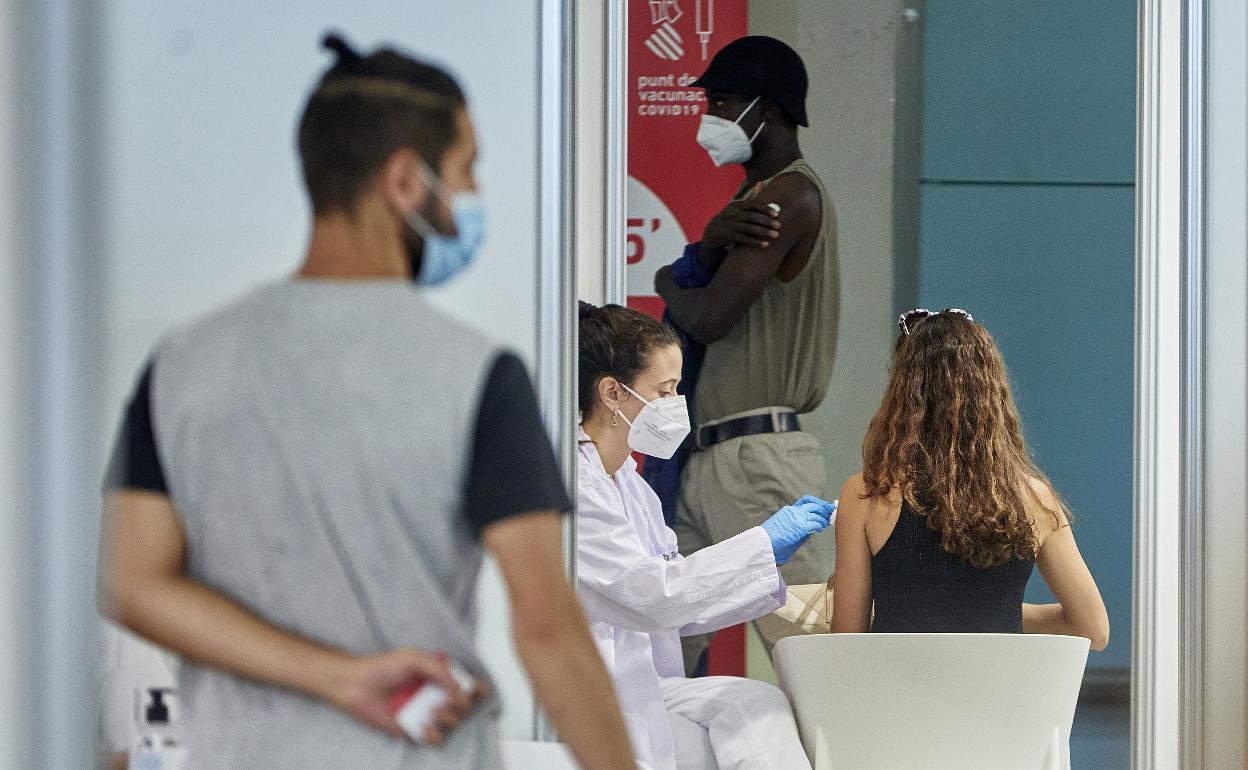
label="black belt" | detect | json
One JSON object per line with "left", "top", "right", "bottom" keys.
{"left": 694, "top": 411, "right": 801, "bottom": 451}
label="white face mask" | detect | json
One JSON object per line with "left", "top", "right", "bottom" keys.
{"left": 617, "top": 382, "right": 691, "bottom": 460}
{"left": 696, "top": 96, "right": 765, "bottom": 167}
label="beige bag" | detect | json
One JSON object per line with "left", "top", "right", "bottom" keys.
{"left": 755, "top": 582, "right": 833, "bottom": 647}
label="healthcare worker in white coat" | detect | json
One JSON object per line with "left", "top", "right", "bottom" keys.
{"left": 575, "top": 302, "right": 835, "bottom": 770}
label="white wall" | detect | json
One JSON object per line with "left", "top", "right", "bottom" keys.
{"left": 1201, "top": 0, "right": 1247, "bottom": 763}
{"left": 101, "top": 0, "right": 543, "bottom": 740}
{"left": 0, "top": 0, "right": 28, "bottom": 763}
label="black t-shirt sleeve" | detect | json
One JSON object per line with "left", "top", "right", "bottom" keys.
{"left": 103, "top": 361, "right": 168, "bottom": 494}
{"left": 463, "top": 352, "right": 572, "bottom": 536}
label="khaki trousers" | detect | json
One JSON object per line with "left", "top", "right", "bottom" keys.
{"left": 673, "top": 427, "right": 830, "bottom": 674}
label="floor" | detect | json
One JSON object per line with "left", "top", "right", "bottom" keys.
{"left": 1068, "top": 702, "right": 1130, "bottom": 769}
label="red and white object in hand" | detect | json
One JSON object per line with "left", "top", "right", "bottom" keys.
{"left": 387, "top": 656, "right": 478, "bottom": 744}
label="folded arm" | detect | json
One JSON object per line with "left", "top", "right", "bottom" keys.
{"left": 655, "top": 172, "right": 820, "bottom": 344}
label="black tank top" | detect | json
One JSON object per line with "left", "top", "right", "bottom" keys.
{"left": 870, "top": 501, "right": 1034, "bottom": 633}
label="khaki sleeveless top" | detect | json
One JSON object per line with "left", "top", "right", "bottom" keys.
{"left": 693, "top": 158, "right": 840, "bottom": 424}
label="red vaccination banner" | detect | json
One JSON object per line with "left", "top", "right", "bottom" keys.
{"left": 626, "top": 0, "right": 748, "bottom": 321}
{"left": 626, "top": 0, "right": 750, "bottom": 678}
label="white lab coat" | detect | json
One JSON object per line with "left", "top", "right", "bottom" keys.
{"left": 576, "top": 429, "right": 786, "bottom": 769}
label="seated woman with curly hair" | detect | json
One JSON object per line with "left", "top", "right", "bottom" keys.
{"left": 830, "top": 309, "right": 1109, "bottom": 650}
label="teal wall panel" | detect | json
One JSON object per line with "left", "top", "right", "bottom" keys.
{"left": 922, "top": 0, "right": 1136, "bottom": 183}
{"left": 918, "top": 183, "right": 1134, "bottom": 671}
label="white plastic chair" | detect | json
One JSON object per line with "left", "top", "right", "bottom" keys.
{"left": 773, "top": 634, "right": 1090, "bottom": 770}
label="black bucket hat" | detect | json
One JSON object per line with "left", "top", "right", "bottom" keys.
{"left": 692, "top": 36, "right": 809, "bottom": 127}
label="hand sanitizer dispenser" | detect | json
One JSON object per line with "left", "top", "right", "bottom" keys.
{"left": 131, "top": 688, "right": 186, "bottom": 769}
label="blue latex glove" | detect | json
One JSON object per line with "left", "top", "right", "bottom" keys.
{"left": 761, "top": 497, "right": 837, "bottom": 565}
{"left": 794, "top": 495, "right": 839, "bottom": 528}
{"left": 787, "top": 496, "right": 839, "bottom": 559}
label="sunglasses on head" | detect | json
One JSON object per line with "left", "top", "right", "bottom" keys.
{"left": 896, "top": 307, "right": 975, "bottom": 336}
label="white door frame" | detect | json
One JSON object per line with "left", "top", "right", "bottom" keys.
{"left": 1135, "top": 1, "right": 1248, "bottom": 765}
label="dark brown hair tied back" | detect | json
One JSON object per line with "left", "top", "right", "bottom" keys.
{"left": 321, "top": 33, "right": 361, "bottom": 68}
{"left": 298, "top": 32, "right": 466, "bottom": 216}
{"left": 578, "top": 301, "right": 679, "bottom": 417}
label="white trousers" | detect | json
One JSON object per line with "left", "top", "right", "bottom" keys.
{"left": 659, "top": 676, "right": 812, "bottom": 770}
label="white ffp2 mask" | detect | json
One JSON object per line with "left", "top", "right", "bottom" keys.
{"left": 618, "top": 383, "right": 691, "bottom": 460}
{"left": 696, "top": 96, "right": 765, "bottom": 167}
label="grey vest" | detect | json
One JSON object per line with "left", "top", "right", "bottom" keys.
{"left": 151, "top": 280, "right": 503, "bottom": 768}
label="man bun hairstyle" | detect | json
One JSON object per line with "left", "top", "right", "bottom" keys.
{"left": 297, "top": 32, "right": 467, "bottom": 216}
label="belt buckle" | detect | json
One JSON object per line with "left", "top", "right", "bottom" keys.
{"left": 769, "top": 408, "right": 783, "bottom": 434}
{"left": 694, "top": 424, "right": 708, "bottom": 452}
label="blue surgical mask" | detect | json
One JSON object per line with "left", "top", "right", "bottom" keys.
{"left": 405, "top": 163, "right": 486, "bottom": 286}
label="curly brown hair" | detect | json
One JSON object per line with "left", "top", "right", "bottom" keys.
{"left": 861, "top": 312, "right": 1066, "bottom": 567}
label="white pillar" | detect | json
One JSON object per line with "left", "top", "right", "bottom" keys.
{"left": 1132, "top": 0, "right": 1184, "bottom": 765}
{"left": 1198, "top": 0, "right": 1248, "bottom": 764}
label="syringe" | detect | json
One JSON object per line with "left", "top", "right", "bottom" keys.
{"left": 696, "top": 0, "right": 714, "bottom": 60}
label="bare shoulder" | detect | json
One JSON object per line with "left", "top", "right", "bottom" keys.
{"left": 1024, "top": 476, "right": 1068, "bottom": 536}
{"left": 759, "top": 171, "right": 820, "bottom": 220}
{"left": 834, "top": 474, "right": 869, "bottom": 524}
{"left": 838, "top": 473, "right": 898, "bottom": 522}
{"left": 1025, "top": 476, "right": 1061, "bottom": 512}
{"left": 839, "top": 473, "right": 868, "bottom": 504}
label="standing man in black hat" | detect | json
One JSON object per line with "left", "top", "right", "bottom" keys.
{"left": 655, "top": 36, "right": 840, "bottom": 673}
